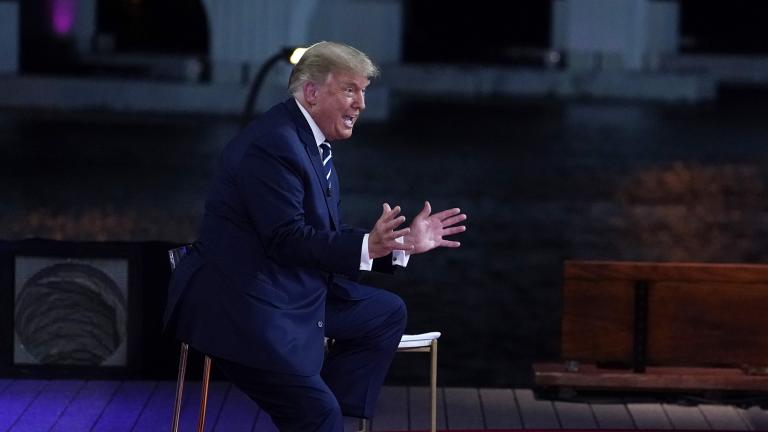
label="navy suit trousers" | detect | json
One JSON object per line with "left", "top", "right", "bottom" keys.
{"left": 213, "top": 286, "right": 407, "bottom": 431}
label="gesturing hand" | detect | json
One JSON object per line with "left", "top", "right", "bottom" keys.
{"left": 368, "top": 203, "right": 414, "bottom": 259}
{"left": 405, "top": 201, "right": 467, "bottom": 255}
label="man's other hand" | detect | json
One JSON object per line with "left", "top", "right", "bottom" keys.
{"left": 406, "top": 201, "right": 467, "bottom": 255}
{"left": 368, "top": 203, "right": 413, "bottom": 259}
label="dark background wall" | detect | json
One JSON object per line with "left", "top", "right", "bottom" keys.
{"left": 3, "top": 93, "right": 768, "bottom": 386}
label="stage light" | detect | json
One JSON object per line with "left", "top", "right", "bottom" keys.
{"left": 289, "top": 47, "right": 307, "bottom": 65}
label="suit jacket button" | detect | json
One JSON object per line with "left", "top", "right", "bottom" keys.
{"left": 317, "top": 320, "right": 324, "bottom": 328}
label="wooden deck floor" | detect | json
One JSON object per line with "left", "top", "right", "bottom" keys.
{"left": 1, "top": 379, "right": 768, "bottom": 431}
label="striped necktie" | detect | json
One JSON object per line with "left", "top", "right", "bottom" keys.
{"left": 319, "top": 141, "right": 333, "bottom": 191}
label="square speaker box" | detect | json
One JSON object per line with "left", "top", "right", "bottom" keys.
{"left": 14, "top": 255, "right": 129, "bottom": 367}
{"left": 0, "top": 239, "right": 143, "bottom": 377}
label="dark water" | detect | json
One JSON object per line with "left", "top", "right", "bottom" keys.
{"left": 3, "top": 96, "right": 768, "bottom": 387}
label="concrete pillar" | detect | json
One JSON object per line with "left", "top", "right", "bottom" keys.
{"left": 646, "top": 0, "right": 679, "bottom": 69}
{"left": 201, "top": 0, "right": 293, "bottom": 85}
{"left": 304, "top": 0, "right": 402, "bottom": 65}
{"left": 552, "top": 0, "right": 678, "bottom": 71}
{"left": 71, "top": 0, "right": 96, "bottom": 55}
{"left": 0, "top": 1, "right": 20, "bottom": 75}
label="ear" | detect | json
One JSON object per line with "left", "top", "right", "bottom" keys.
{"left": 303, "top": 81, "right": 319, "bottom": 106}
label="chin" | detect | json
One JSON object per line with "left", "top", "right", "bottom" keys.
{"left": 335, "top": 130, "right": 354, "bottom": 140}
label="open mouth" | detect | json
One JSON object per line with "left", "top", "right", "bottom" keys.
{"left": 343, "top": 115, "right": 356, "bottom": 128}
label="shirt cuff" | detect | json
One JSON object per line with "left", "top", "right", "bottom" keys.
{"left": 392, "top": 236, "right": 410, "bottom": 267}
{"left": 360, "top": 233, "right": 373, "bottom": 271}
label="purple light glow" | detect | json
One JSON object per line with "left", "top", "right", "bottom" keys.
{"left": 50, "top": 0, "right": 76, "bottom": 36}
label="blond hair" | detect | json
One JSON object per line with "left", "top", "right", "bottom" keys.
{"left": 288, "top": 41, "right": 379, "bottom": 96}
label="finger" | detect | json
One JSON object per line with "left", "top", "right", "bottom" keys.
{"left": 379, "top": 209, "right": 402, "bottom": 227}
{"left": 383, "top": 215, "right": 407, "bottom": 230}
{"left": 439, "top": 240, "right": 461, "bottom": 248}
{"left": 441, "top": 214, "right": 467, "bottom": 227}
{"left": 389, "top": 227, "right": 410, "bottom": 239}
{"left": 431, "top": 208, "right": 461, "bottom": 221}
{"left": 378, "top": 204, "right": 400, "bottom": 223}
{"left": 442, "top": 226, "right": 466, "bottom": 236}
{"left": 377, "top": 227, "right": 409, "bottom": 241}
{"left": 416, "top": 200, "right": 431, "bottom": 219}
{"left": 388, "top": 240, "right": 414, "bottom": 251}
{"left": 385, "top": 205, "right": 402, "bottom": 221}
{"left": 376, "top": 203, "right": 391, "bottom": 223}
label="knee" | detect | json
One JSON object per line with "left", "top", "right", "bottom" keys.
{"left": 313, "top": 394, "right": 343, "bottom": 424}
{"left": 383, "top": 292, "right": 407, "bottom": 334}
{"left": 280, "top": 395, "right": 342, "bottom": 431}
{"left": 393, "top": 295, "right": 407, "bottom": 329}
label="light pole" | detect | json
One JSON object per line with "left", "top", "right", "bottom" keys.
{"left": 241, "top": 46, "right": 306, "bottom": 127}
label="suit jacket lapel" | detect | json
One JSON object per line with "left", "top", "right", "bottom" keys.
{"left": 285, "top": 99, "right": 340, "bottom": 229}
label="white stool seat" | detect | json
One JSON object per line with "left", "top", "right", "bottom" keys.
{"left": 398, "top": 332, "right": 441, "bottom": 349}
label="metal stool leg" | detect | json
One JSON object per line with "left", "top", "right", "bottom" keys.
{"left": 430, "top": 339, "right": 438, "bottom": 432}
{"left": 172, "top": 342, "right": 189, "bottom": 432}
{"left": 196, "top": 355, "right": 212, "bottom": 432}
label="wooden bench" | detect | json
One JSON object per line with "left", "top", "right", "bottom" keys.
{"left": 534, "top": 260, "right": 768, "bottom": 391}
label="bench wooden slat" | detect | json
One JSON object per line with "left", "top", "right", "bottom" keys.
{"left": 563, "top": 279, "right": 768, "bottom": 367}
{"left": 534, "top": 363, "right": 768, "bottom": 391}
{"left": 565, "top": 260, "right": 768, "bottom": 283}
{"left": 562, "top": 279, "right": 635, "bottom": 362}
{"left": 649, "top": 281, "right": 768, "bottom": 366}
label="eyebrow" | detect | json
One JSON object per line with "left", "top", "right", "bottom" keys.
{"left": 340, "top": 80, "right": 369, "bottom": 90}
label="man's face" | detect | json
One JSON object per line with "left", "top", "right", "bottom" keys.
{"left": 307, "top": 71, "right": 369, "bottom": 141}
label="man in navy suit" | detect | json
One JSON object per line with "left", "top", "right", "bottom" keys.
{"left": 164, "top": 41, "right": 467, "bottom": 431}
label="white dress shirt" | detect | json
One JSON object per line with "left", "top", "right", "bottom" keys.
{"left": 295, "top": 99, "right": 409, "bottom": 270}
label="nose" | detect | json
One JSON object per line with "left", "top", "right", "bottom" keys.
{"left": 354, "top": 90, "right": 366, "bottom": 110}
